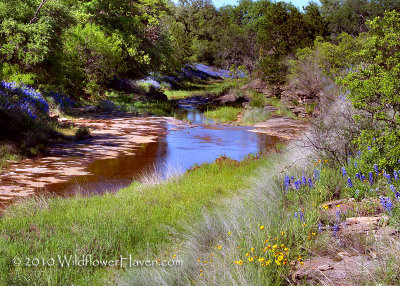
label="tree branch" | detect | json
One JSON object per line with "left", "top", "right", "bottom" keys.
{"left": 29, "top": 0, "right": 49, "bottom": 24}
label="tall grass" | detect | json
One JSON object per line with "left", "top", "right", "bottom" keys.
{"left": 0, "top": 155, "right": 271, "bottom": 285}
{"left": 118, "top": 140, "right": 326, "bottom": 285}
{"left": 240, "top": 108, "right": 271, "bottom": 125}
{"left": 204, "top": 107, "right": 242, "bottom": 123}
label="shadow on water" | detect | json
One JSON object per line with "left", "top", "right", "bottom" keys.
{"left": 45, "top": 107, "right": 281, "bottom": 197}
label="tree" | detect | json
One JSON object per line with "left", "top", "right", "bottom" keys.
{"left": 338, "top": 11, "right": 400, "bottom": 170}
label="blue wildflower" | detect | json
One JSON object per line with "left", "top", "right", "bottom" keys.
{"left": 347, "top": 177, "right": 353, "bottom": 188}
{"left": 387, "top": 174, "right": 391, "bottom": 184}
{"left": 318, "top": 223, "right": 323, "bottom": 233}
{"left": 332, "top": 224, "right": 339, "bottom": 237}
{"left": 374, "top": 164, "right": 379, "bottom": 176}
{"left": 369, "top": 172, "right": 374, "bottom": 186}
{"left": 341, "top": 167, "right": 346, "bottom": 176}
{"left": 380, "top": 197, "right": 393, "bottom": 213}
{"left": 308, "top": 178, "right": 313, "bottom": 188}
{"left": 394, "top": 171, "right": 399, "bottom": 180}
{"left": 390, "top": 185, "right": 396, "bottom": 193}
{"left": 314, "top": 169, "right": 320, "bottom": 180}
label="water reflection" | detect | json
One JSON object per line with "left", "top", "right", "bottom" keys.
{"left": 49, "top": 109, "right": 280, "bottom": 196}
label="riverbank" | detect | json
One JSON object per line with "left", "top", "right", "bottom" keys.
{"left": 118, "top": 139, "right": 400, "bottom": 286}
{"left": 0, "top": 151, "right": 277, "bottom": 285}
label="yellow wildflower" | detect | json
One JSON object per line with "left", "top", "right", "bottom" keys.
{"left": 251, "top": 247, "right": 255, "bottom": 252}
{"left": 228, "top": 231, "right": 231, "bottom": 235}
{"left": 218, "top": 245, "right": 222, "bottom": 250}
{"left": 265, "top": 260, "right": 271, "bottom": 265}
{"left": 248, "top": 257, "right": 254, "bottom": 262}
{"left": 323, "top": 205, "right": 329, "bottom": 209}
{"left": 258, "top": 258, "right": 265, "bottom": 262}
{"left": 245, "top": 252, "right": 250, "bottom": 257}
{"left": 238, "top": 260, "right": 243, "bottom": 265}
{"left": 284, "top": 247, "right": 289, "bottom": 251}
{"left": 275, "top": 260, "right": 281, "bottom": 266}
{"left": 281, "top": 231, "right": 285, "bottom": 235}
{"left": 272, "top": 245, "right": 278, "bottom": 249}
{"left": 277, "top": 255, "right": 284, "bottom": 261}
{"left": 260, "top": 225, "right": 265, "bottom": 230}
{"left": 173, "top": 255, "right": 176, "bottom": 259}
{"left": 336, "top": 204, "right": 340, "bottom": 208}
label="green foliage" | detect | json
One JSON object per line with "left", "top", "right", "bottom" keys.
{"left": 0, "top": 155, "right": 267, "bottom": 285}
{"left": 204, "top": 106, "right": 242, "bottom": 122}
{"left": 320, "top": 0, "right": 400, "bottom": 37}
{"left": 338, "top": 11, "right": 400, "bottom": 171}
{"left": 0, "top": 0, "right": 173, "bottom": 97}
{"left": 62, "top": 23, "right": 125, "bottom": 96}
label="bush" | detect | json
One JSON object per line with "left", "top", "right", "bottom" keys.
{"left": 338, "top": 11, "right": 400, "bottom": 171}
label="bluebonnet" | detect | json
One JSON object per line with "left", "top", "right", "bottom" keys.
{"left": 318, "top": 223, "right": 323, "bottom": 233}
{"left": 48, "top": 92, "right": 75, "bottom": 110}
{"left": 341, "top": 167, "right": 346, "bottom": 176}
{"left": 308, "top": 179, "right": 313, "bottom": 188}
{"left": 394, "top": 171, "right": 399, "bottom": 180}
{"left": 336, "top": 210, "right": 342, "bottom": 221}
{"left": 380, "top": 197, "right": 393, "bottom": 213}
{"left": 386, "top": 174, "right": 391, "bottom": 184}
{"left": 369, "top": 172, "right": 374, "bottom": 186}
{"left": 314, "top": 169, "right": 320, "bottom": 180}
{"left": 347, "top": 177, "right": 353, "bottom": 188}
{"left": 0, "top": 81, "right": 49, "bottom": 119}
{"left": 294, "top": 181, "right": 301, "bottom": 190}
{"left": 284, "top": 175, "right": 291, "bottom": 191}
{"left": 302, "top": 175, "right": 307, "bottom": 185}
{"left": 332, "top": 224, "right": 339, "bottom": 237}
{"left": 354, "top": 162, "right": 358, "bottom": 168}
{"left": 390, "top": 185, "right": 396, "bottom": 193}
{"left": 396, "top": 192, "right": 400, "bottom": 201}
{"left": 356, "top": 173, "right": 360, "bottom": 180}
{"left": 374, "top": 164, "right": 379, "bottom": 176}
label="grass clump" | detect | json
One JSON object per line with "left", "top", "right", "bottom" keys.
{"left": 0, "top": 155, "right": 270, "bottom": 286}
{"left": 204, "top": 107, "right": 242, "bottom": 123}
{"left": 240, "top": 108, "right": 271, "bottom": 125}
{"left": 164, "top": 80, "right": 233, "bottom": 100}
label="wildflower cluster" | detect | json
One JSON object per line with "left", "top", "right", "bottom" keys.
{"left": 284, "top": 173, "right": 315, "bottom": 192}
{"left": 135, "top": 64, "right": 247, "bottom": 90}
{"left": 0, "top": 81, "right": 49, "bottom": 119}
{"left": 48, "top": 92, "right": 75, "bottom": 110}
{"left": 341, "top": 154, "right": 400, "bottom": 214}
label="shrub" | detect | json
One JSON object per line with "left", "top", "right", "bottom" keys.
{"left": 338, "top": 11, "right": 400, "bottom": 171}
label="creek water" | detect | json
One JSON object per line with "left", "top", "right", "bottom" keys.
{"left": 50, "top": 106, "right": 280, "bottom": 196}
{"left": 0, "top": 103, "right": 281, "bottom": 209}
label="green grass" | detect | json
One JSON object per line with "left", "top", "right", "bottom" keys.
{"left": 164, "top": 80, "right": 233, "bottom": 100}
{"left": 0, "top": 155, "right": 270, "bottom": 286}
{"left": 105, "top": 90, "right": 176, "bottom": 116}
{"left": 0, "top": 145, "right": 19, "bottom": 171}
{"left": 240, "top": 108, "right": 271, "bottom": 125}
{"left": 204, "top": 107, "right": 242, "bottom": 123}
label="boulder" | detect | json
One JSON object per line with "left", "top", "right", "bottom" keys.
{"left": 144, "top": 91, "right": 168, "bottom": 102}
{"left": 211, "top": 93, "right": 249, "bottom": 106}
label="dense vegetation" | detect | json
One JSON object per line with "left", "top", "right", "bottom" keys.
{"left": 4, "top": 0, "right": 398, "bottom": 98}
{"left": 1, "top": 0, "right": 400, "bottom": 285}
